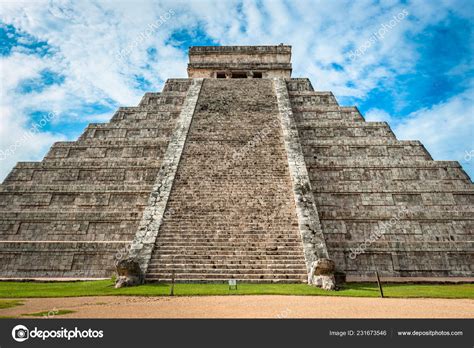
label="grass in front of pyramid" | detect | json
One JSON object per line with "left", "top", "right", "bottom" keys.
{"left": 0, "top": 281, "right": 472, "bottom": 299}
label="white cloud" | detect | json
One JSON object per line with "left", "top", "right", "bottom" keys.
{"left": 364, "top": 108, "right": 394, "bottom": 123}
{"left": 0, "top": 104, "right": 66, "bottom": 182}
{"left": 0, "top": 0, "right": 472, "bottom": 180}
{"left": 393, "top": 87, "right": 474, "bottom": 178}
{"left": 364, "top": 88, "right": 474, "bottom": 180}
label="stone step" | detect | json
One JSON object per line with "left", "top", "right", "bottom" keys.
{"left": 145, "top": 273, "right": 307, "bottom": 281}
{"left": 307, "top": 158, "right": 463, "bottom": 168}
{"left": 293, "top": 105, "right": 360, "bottom": 113}
{"left": 156, "top": 228, "right": 302, "bottom": 232}
{"left": 155, "top": 237, "right": 302, "bottom": 242}
{"left": 0, "top": 183, "right": 153, "bottom": 193}
{"left": 309, "top": 168, "right": 470, "bottom": 183}
{"left": 161, "top": 78, "right": 192, "bottom": 92}
{"left": 146, "top": 278, "right": 306, "bottom": 283}
{"left": 148, "top": 261, "right": 306, "bottom": 267}
{"left": 312, "top": 181, "right": 473, "bottom": 193}
{"left": 157, "top": 207, "right": 296, "bottom": 214}
{"left": 316, "top": 155, "right": 432, "bottom": 162}
{"left": 153, "top": 249, "right": 305, "bottom": 256}
{"left": 0, "top": 218, "right": 138, "bottom": 238}
{"left": 137, "top": 93, "right": 186, "bottom": 107}
{"left": 146, "top": 268, "right": 307, "bottom": 275}
{"left": 291, "top": 106, "right": 365, "bottom": 115}
{"left": 327, "top": 240, "right": 474, "bottom": 250}
{"left": 286, "top": 78, "right": 314, "bottom": 92}
{"left": 42, "top": 140, "right": 168, "bottom": 161}
{"left": 288, "top": 91, "right": 333, "bottom": 97}
{"left": 80, "top": 125, "right": 174, "bottom": 140}
{"left": 302, "top": 143, "right": 431, "bottom": 160}
{"left": 52, "top": 139, "right": 169, "bottom": 147}
{"left": 163, "top": 183, "right": 295, "bottom": 192}
{"left": 155, "top": 239, "right": 302, "bottom": 245}
{"left": 0, "top": 211, "right": 142, "bottom": 221}
{"left": 0, "top": 205, "right": 147, "bottom": 213}
{"left": 15, "top": 159, "right": 162, "bottom": 168}
{"left": 293, "top": 108, "right": 365, "bottom": 122}
{"left": 156, "top": 230, "right": 302, "bottom": 235}
{"left": 87, "top": 119, "right": 177, "bottom": 129}
{"left": 46, "top": 145, "right": 166, "bottom": 160}
{"left": 140, "top": 91, "right": 188, "bottom": 100}
{"left": 162, "top": 217, "right": 297, "bottom": 225}
{"left": 153, "top": 252, "right": 307, "bottom": 259}
{"left": 152, "top": 245, "right": 305, "bottom": 252}
{"left": 325, "top": 233, "right": 473, "bottom": 242}
{"left": 119, "top": 95, "right": 185, "bottom": 109}
{"left": 318, "top": 209, "right": 473, "bottom": 220}
{"left": 125, "top": 104, "right": 185, "bottom": 112}
{"left": 297, "top": 120, "right": 389, "bottom": 128}
{"left": 315, "top": 191, "right": 473, "bottom": 206}
{"left": 4, "top": 167, "right": 160, "bottom": 184}
{"left": 289, "top": 95, "right": 338, "bottom": 106}
{"left": 108, "top": 118, "right": 178, "bottom": 127}
{"left": 1, "top": 235, "right": 135, "bottom": 242}
{"left": 298, "top": 126, "right": 395, "bottom": 139}
{"left": 154, "top": 242, "right": 303, "bottom": 248}
{"left": 110, "top": 110, "right": 179, "bottom": 122}
{"left": 156, "top": 236, "right": 302, "bottom": 242}
{"left": 303, "top": 139, "right": 423, "bottom": 146}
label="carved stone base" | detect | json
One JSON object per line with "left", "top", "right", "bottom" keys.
{"left": 312, "top": 274, "right": 336, "bottom": 290}
{"left": 115, "top": 259, "right": 144, "bottom": 288}
{"left": 308, "top": 258, "right": 336, "bottom": 290}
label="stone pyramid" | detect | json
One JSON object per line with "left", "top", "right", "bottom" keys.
{"left": 0, "top": 45, "right": 472, "bottom": 284}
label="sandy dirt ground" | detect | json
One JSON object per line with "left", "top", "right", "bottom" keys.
{"left": 1, "top": 296, "right": 473, "bottom": 318}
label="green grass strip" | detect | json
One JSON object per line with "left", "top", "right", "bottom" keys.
{"left": 0, "top": 281, "right": 472, "bottom": 299}
{"left": 0, "top": 299, "right": 24, "bottom": 309}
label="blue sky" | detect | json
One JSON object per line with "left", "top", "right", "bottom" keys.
{"left": 0, "top": 0, "right": 473, "bottom": 180}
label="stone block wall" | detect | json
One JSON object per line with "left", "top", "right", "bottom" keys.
{"left": 286, "top": 78, "right": 473, "bottom": 279}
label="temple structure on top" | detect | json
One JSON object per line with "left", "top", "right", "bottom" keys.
{"left": 0, "top": 45, "right": 472, "bottom": 288}
{"left": 187, "top": 45, "right": 292, "bottom": 78}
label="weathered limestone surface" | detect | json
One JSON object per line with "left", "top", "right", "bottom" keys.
{"left": 286, "top": 78, "right": 473, "bottom": 279}
{"left": 273, "top": 78, "right": 331, "bottom": 280}
{"left": 127, "top": 79, "right": 203, "bottom": 274}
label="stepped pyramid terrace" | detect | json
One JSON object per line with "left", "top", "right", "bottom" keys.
{"left": 0, "top": 45, "right": 472, "bottom": 289}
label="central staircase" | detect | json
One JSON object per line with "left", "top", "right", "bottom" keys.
{"left": 146, "top": 79, "right": 308, "bottom": 282}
